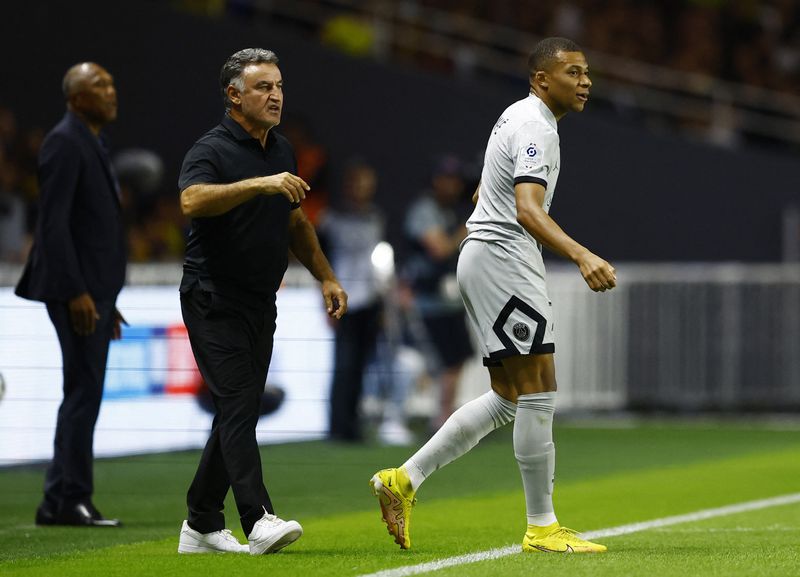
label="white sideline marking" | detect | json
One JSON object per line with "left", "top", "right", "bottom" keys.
{"left": 358, "top": 492, "right": 800, "bottom": 577}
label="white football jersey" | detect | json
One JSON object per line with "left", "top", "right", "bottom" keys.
{"left": 466, "top": 93, "right": 560, "bottom": 260}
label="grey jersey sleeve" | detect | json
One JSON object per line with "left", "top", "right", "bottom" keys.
{"left": 510, "top": 122, "right": 558, "bottom": 189}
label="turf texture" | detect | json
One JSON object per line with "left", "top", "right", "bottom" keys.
{"left": 1, "top": 420, "right": 798, "bottom": 576}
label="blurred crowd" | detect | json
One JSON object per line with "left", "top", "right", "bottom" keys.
{"left": 0, "top": 107, "right": 42, "bottom": 263}
{"left": 10, "top": 4, "right": 794, "bottom": 260}
{"left": 191, "top": 0, "right": 800, "bottom": 95}
{"left": 0, "top": 106, "right": 188, "bottom": 264}
{"left": 318, "top": 0, "right": 800, "bottom": 95}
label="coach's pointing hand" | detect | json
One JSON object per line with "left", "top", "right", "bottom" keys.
{"left": 261, "top": 172, "right": 309, "bottom": 203}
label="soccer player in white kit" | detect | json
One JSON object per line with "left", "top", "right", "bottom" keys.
{"left": 371, "top": 37, "right": 616, "bottom": 554}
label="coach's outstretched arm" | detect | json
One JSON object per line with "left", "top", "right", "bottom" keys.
{"left": 288, "top": 208, "right": 348, "bottom": 319}
{"left": 515, "top": 181, "right": 616, "bottom": 292}
{"left": 180, "top": 172, "right": 309, "bottom": 218}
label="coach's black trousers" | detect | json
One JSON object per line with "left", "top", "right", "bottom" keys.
{"left": 181, "top": 286, "right": 276, "bottom": 537}
{"left": 44, "top": 299, "right": 115, "bottom": 512}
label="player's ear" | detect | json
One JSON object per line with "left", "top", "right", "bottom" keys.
{"left": 533, "top": 70, "right": 549, "bottom": 90}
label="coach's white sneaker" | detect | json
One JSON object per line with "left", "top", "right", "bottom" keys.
{"left": 248, "top": 511, "right": 303, "bottom": 555}
{"left": 177, "top": 520, "right": 249, "bottom": 553}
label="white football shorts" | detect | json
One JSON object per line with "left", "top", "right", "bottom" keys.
{"left": 457, "top": 239, "right": 555, "bottom": 366}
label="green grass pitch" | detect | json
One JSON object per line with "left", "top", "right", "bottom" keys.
{"left": 1, "top": 421, "right": 799, "bottom": 576}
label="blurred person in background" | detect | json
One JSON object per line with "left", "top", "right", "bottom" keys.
{"left": 17, "top": 127, "right": 46, "bottom": 233}
{"left": 317, "top": 157, "right": 385, "bottom": 443}
{"left": 16, "top": 62, "right": 126, "bottom": 527}
{"left": 176, "top": 48, "right": 347, "bottom": 555}
{"left": 0, "top": 108, "right": 44, "bottom": 258}
{"left": 402, "top": 154, "right": 474, "bottom": 431}
{"left": 127, "top": 194, "right": 187, "bottom": 262}
{"left": 113, "top": 147, "right": 189, "bottom": 262}
{"left": 371, "top": 37, "right": 616, "bottom": 554}
{"left": 0, "top": 156, "right": 28, "bottom": 262}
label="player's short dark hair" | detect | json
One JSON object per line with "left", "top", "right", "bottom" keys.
{"left": 220, "top": 48, "right": 279, "bottom": 111}
{"left": 528, "top": 37, "right": 582, "bottom": 75}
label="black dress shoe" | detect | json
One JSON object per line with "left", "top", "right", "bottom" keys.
{"left": 35, "top": 503, "right": 58, "bottom": 526}
{"left": 54, "top": 502, "right": 122, "bottom": 527}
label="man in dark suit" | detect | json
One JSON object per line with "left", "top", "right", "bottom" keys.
{"left": 16, "top": 62, "right": 127, "bottom": 527}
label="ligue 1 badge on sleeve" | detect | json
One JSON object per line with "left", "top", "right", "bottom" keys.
{"left": 520, "top": 143, "right": 541, "bottom": 169}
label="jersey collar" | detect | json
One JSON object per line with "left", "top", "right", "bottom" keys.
{"left": 527, "top": 93, "right": 558, "bottom": 130}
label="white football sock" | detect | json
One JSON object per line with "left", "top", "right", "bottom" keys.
{"left": 403, "top": 390, "right": 516, "bottom": 492}
{"left": 514, "top": 392, "right": 558, "bottom": 527}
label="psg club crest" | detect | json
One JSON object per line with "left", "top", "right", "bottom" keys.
{"left": 512, "top": 322, "right": 530, "bottom": 341}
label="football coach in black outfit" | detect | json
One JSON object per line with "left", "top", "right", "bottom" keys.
{"left": 16, "top": 62, "right": 126, "bottom": 527}
{"left": 175, "top": 48, "right": 348, "bottom": 555}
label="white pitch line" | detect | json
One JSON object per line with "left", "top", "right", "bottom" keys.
{"left": 358, "top": 492, "right": 800, "bottom": 577}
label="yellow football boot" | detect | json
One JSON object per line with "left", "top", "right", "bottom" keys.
{"left": 522, "top": 522, "right": 607, "bottom": 554}
{"left": 369, "top": 467, "right": 416, "bottom": 549}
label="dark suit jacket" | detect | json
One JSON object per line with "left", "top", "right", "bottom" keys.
{"left": 16, "top": 111, "right": 126, "bottom": 303}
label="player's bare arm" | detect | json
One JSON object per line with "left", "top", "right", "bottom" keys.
{"left": 471, "top": 181, "right": 481, "bottom": 205}
{"left": 180, "top": 172, "right": 309, "bottom": 217}
{"left": 515, "top": 182, "right": 616, "bottom": 292}
{"left": 288, "top": 208, "right": 348, "bottom": 318}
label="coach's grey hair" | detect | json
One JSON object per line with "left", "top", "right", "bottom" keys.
{"left": 528, "top": 37, "right": 582, "bottom": 75}
{"left": 220, "top": 48, "right": 280, "bottom": 112}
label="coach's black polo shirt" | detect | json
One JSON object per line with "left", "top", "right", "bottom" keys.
{"left": 178, "top": 114, "right": 300, "bottom": 308}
